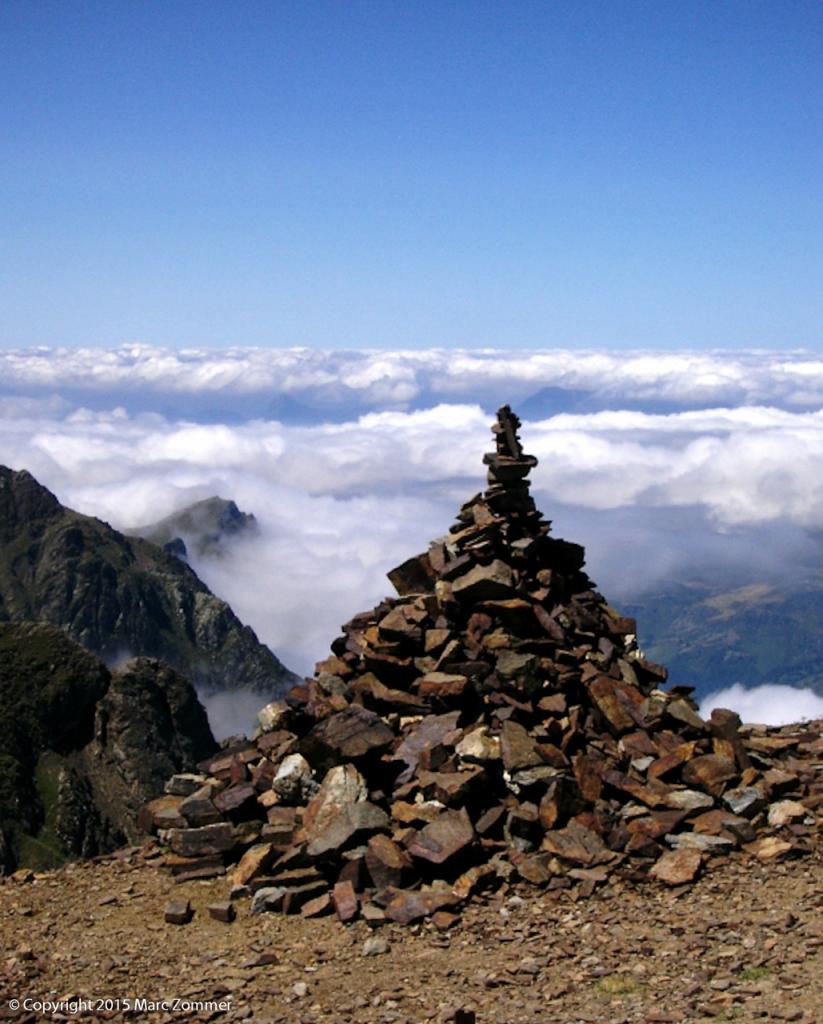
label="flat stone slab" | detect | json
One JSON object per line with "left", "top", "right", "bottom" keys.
{"left": 407, "top": 808, "right": 475, "bottom": 865}
{"left": 451, "top": 560, "right": 514, "bottom": 602}
{"left": 649, "top": 848, "right": 703, "bottom": 885}
{"left": 168, "top": 822, "right": 236, "bottom": 858}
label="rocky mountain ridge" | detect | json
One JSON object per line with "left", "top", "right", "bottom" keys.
{"left": 0, "top": 622, "right": 217, "bottom": 874}
{"left": 0, "top": 466, "right": 296, "bottom": 696}
{"left": 127, "top": 496, "right": 258, "bottom": 561}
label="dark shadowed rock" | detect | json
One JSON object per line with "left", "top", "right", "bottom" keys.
{"left": 302, "top": 707, "right": 395, "bottom": 771}
{"left": 0, "top": 623, "right": 217, "bottom": 872}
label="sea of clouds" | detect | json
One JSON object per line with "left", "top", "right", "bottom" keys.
{"left": 4, "top": 344, "right": 823, "bottom": 728}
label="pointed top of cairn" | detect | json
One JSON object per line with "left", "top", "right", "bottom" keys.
{"left": 482, "top": 404, "right": 538, "bottom": 511}
{"left": 384, "top": 405, "right": 564, "bottom": 597}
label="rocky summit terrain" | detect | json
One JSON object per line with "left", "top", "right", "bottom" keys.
{"left": 0, "top": 622, "right": 217, "bottom": 875}
{"left": 128, "top": 497, "right": 258, "bottom": 562}
{"left": 2, "top": 407, "right": 823, "bottom": 1023}
{"left": 1, "top": 818, "right": 822, "bottom": 1023}
{"left": 0, "top": 466, "right": 296, "bottom": 695}
{"left": 136, "top": 409, "right": 823, "bottom": 930}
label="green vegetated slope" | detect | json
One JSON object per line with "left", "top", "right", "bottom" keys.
{"left": 624, "top": 578, "right": 823, "bottom": 697}
{"left": 0, "top": 466, "right": 297, "bottom": 696}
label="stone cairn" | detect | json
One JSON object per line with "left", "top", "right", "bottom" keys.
{"left": 144, "top": 406, "right": 823, "bottom": 924}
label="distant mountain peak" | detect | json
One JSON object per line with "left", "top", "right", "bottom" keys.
{"left": 129, "top": 495, "right": 258, "bottom": 560}
{"left": 0, "top": 465, "right": 297, "bottom": 696}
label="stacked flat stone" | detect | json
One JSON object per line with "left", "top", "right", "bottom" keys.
{"left": 143, "top": 407, "right": 823, "bottom": 923}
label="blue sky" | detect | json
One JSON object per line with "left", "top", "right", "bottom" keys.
{"left": 2, "top": 0, "right": 822, "bottom": 349}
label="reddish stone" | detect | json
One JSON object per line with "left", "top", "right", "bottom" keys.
{"left": 649, "top": 848, "right": 702, "bottom": 885}
{"left": 572, "top": 753, "right": 605, "bottom": 802}
{"left": 417, "top": 672, "right": 469, "bottom": 703}
{"left": 407, "top": 808, "right": 475, "bottom": 866}
{"left": 303, "top": 706, "right": 395, "bottom": 768}
{"left": 416, "top": 765, "right": 485, "bottom": 806}
{"left": 365, "top": 834, "right": 413, "bottom": 889}
{"left": 351, "top": 672, "right": 428, "bottom": 713}
{"left": 681, "top": 755, "right": 736, "bottom": 797}
{"left": 300, "top": 893, "right": 332, "bottom": 918}
{"left": 541, "top": 821, "right": 614, "bottom": 866}
{"left": 332, "top": 880, "right": 359, "bottom": 922}
{"left": 387, "top": 552, "right": 436, "bottom": 596}
{"left": 500, "top": 720, "right": 543, "bottom": 772}
{"left": 647, "top": 742, "right": 698, "bottom": 780}
{"left": 168, "top": 823, "right": 236, "bottom": 858}
{"left": 214, "top": 783, "right": 257, "bottom": 818}
{"left": 384, "top": 888, "right": 460, "bottom": 924}
{"left": 233, "top": 843, "right": 277, "bottom": 887}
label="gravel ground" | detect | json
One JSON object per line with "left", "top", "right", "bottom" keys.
{"left": 2, "top": 842, "right": 822, "bottom": 1024}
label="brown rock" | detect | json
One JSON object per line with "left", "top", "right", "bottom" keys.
{"left": 647, "top": 742, "right": 698, "bottom": 780}
{"left": 588, "top": 676, "right": 638, "bottom": 733}
{"left": 303, "top": 706, "right": 395, "bottom": 768}
{"left": 767, "top": 800, "right": 808, "bottom": 827}
{"left": 214, "top": 783, "right": 257, "bottom": 818}
{"left": 572, "top": 753, "right": 605, "bottom": 802}
{"left": 300, "top": 893, "right": 332, "bottom": 918}
{"left": 425, "top": 628, "right": 452, "bottom": 654}
{"left": 541, "top": 820, "right": 613, "bottom": 866}
{"left": 387, "top": 551, "right": 436, "bottom": 595}
{"left": 417, "top": 672, "right": 469, "bottom": 702}
{"left": 681, "top": 755, "right": 736, "bottom": 797}
{"left": 332, "top": 880, "right": 359, "bottom": 922}
{"left": 233, "top": 843, "right": 277, "bottom": 887}
{"left": 365, "top": 833, "right": 413, "bottom": 888}
{"left": 384, "top": 887, "right": 461, "bottom": 923}
{"left": 432, "top": 910, "right": 461, "bottom": 930}
{"left": 164, "top": 899, "right": 193, "bottom": 925}
{"left": 626, "top": 810, "right": 689, "bottom": 840}
{"left": 515, "top": 852, "right": 554, "bottom": 885}
{"left": 394, "top": 711, "right": 461, "bottom": 781}
{"left": 144, "top": 795, "right": 188, "bottom": 831}
{"left": 500, "top": 720, "right": 543, "bottom": 772}
{"left": 451, "top": 863, "right": 497, "bottom": 900}
{"left": 665, "top": 699, "right": 705, "bottom": 731}
{"left": 451, "top": 560, "right": 515, "bottom": 602}
{"left": 649, "top": 848, "right": 703, "bottom": 885}
{"left": 306, "top": 801, "right": 390, "bottom": 858}
{"left": 282, "top": 881, "right": 330, "bottom": 914}
{"left": 179, "top": 791, "right": 222, "bottom": 827}
{"left": 378, "top": 604, "right": 425, "bottom": 642}
{"left": 604, "top": 770, "right": 672, "bottom": 808}
{"left": 303, "top": 763, "right": 368, "bottom": 836}
{"left": 417, "top": 765, "right": 485, "bottom": 805}
{"left": 351, "top": 672, "right": 428, "bottom": 713}
{"left": 407, "top": 808, "right": 475, "bottom": 865}
{"left": 751, "top": 836, "right": 794, "bottom": 861}
{"left": 207, "top": 901, "right": 236, "bottom": 923}
{"left": 168, "top": 823, "right": 236, "bottom": 858}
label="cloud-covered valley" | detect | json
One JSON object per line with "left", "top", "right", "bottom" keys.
{"left": 3, "top": 345, "right": 823, "bottom": 727}
{"left": 6, "top": 345, "right": 823, "bottom": 421}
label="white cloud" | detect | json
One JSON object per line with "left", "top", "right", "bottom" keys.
{"left": 4, "top": 346, "right": 823, "bottom": 711}
{"left": 701, "top": 683, "right": 823, "bottom": 727}
{"left": 5, "top": 345, "right": 823, "bottom": 413}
